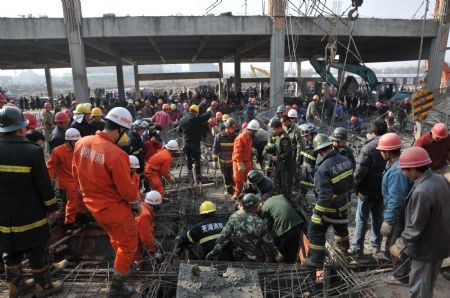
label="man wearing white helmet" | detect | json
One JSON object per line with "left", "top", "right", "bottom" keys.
{"left": 232, "top": 119, "right": 260, "bottom": 198}
{"left": 129, "top": 155, "right": 142, "bottom": 200}
{"left": 72, "top": 107, "right": 141, "bottom": 297}
{"left": 144, "top": 140, "right": 179, "bottom": 199}
{"left": 47, "top": 128, "right": 87, "bottom": 230}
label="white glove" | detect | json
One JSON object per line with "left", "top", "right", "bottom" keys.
{"left": 237, "top": 163, "right": 245, "bottom": 172}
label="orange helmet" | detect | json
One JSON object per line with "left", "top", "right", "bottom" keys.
{"left": 250, "top": 98, "right": 257, "bottom": 104}
{"left": 23, "top": 112, "right": 39, "bottom": 129}
{"left": 431, "top": 123, "right": 449, "bottom": 139}
{"left": 377, "top": 133, "right": 402, "bottom": 151}
{"left": 162, "top": 103, "right": 170, "bottom": 110}
{"left": 399, "top": 147, "right": 431, "bottom": 168}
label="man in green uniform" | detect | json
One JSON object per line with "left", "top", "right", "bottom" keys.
{"left": 298, "top": 123, "right": 319, "bottom": 202}
{"left": 206, "top": 194, "right": 284, "bottom": 263}
{"left": 281, "top": 114, "right": 303, "bottom": 190}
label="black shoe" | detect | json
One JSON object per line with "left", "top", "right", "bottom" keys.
{"left": 303, "top": 258, "right": 323, "bottom": 269}
{"left": 347, "top": 247, "right": 363, "bottom": 257}
{"left": 107, "top": 272, "right": 135, "bottom": 298}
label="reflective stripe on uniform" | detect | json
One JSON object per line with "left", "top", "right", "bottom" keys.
{"left": 309, "top": 243, "right": 326, "bottom": 251}
{"left": 311, "top": 214, "right": 322, "bottom": 224}
{"left": 219, "top": 143, "right": 234, "bottom": 147}
{"left": 199, "top": 234, "right": 220, "bottom": 244}
{"left": 335, "top": 235, "right": 349, "bottom": 241}
{"left": 331, "top": 169, "right": 353, "bottom": 184}
{"left": 300, "top": 151, "right": 316, "bottom": 161}
{"left": 301, "top": 181, "right": 315, "bottom": 187}
{"left": 43, "top": 197, "right": 57, "bottom": 206}
{"left": 0, "top": 165, "right": 32, "bottom": 173}
{"left": 187, "top": 231, "right": 194, "bottom": 243}
{"left": 314, "top": 201, "right": 351, "bottom": 213}
{"left": 0, "top": 218, "right": 48, "bottom": 233}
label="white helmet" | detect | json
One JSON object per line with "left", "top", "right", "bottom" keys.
{"left": 65, "top": 128, "right": 81, "bottom": 141}
{"left": 287, "top": 109, "right": 298, "bottom": 118}
{"left": 129, "top": 155, "right": 140, "bottom": 169}
{"left": 145, "top": 191, "right": 162, "bottom": 205}
{"left": 105, "top": 107, "right": 132, "bottom": 129}
{"left": 247, "top": 119, "right": 260, "bottom": 131}
{"left": 165, "top": 139, "right": 179, "bottom": 151}
{"left": 127, "top": 99, "right": 134, "bottom": 104}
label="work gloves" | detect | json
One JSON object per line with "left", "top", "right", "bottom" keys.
{"left": 129, "top": 201, "right": 142, "bottom": 217}
{"left": 237, "top": 163, "right": 246, "bottom": 172}
{"left": 389, "top": 242, "right": 403, "bottom": 260}
{"left": 380, "top": 221, "right": 393, "bottom": 237}
{"left": 274, "top": 251, "right": 284, "bottom": 263}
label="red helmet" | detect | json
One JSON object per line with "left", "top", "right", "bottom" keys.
{"left": 162, "top": 103, "right": 170, "bottom": 110}
{"left": 404, "top": 97, "right": 411, "bottom": 104}
{"left": 144, "top": 100, "right": 150, "bottom": 105}
{"left": 44, "top": 102, "right": 52, "bottom": 109}
{"left": 292, "top": 104, "right": 298, "bottom": 110}
{"left": 208, "top": 117, "right": 217, "bottom": 126}
{"left": 216, "top": 111, "right": 223, "bottom": 119}
{"left": 431, "top": 123, "right": 449, "bottom": 139}
{"left": 377, "top": 133, "right": 402, "bottom": 151}
{"left": 63, "top": 108, "right": 73, "bottom": 119}
{"left": 375, "top": 101, "right": 382, "bottom": 108}
{"left": 250, "top": 98, "right": 257, "bottom": 104}
{"left": 285, "top": 105, "right": 291, "bottom": 112}
{"left": 211, "top": 101, "right": 218, "bottom": 108}
{"left": 400, "top": 147, "right": 431, "bottom": 168}
{"left": 0, "top": 93, "right": 7, "bottom": 103}
{"left": 54, "top": 111, "right": 71, "bottom": 123}
{"left": 23, "top": 112, "right": 39, "bottom": 129}
{"left": 242, "top": 122, "right": 248, "bottom": 129}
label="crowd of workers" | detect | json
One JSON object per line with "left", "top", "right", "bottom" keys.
{"left": 0, "top": 87, "right": 449, "bottom": 298}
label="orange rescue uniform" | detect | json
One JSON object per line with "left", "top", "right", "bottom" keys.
{"left": 131, "top": 171, "right": 141, "bottom": 200}
{"left": 232, "top": 131, "right": 253, "bottom": 196}
{"left": 134, "top": 203, "right": 156, "bottom": 261}
{"left": 46, "top": 143, "right": 87, "bottom": 224}
{"left": 144, "top": 148, "right": 173, "bottom": 197}
{"left": 72, "top": 131, "right": 140, "bottom": 275}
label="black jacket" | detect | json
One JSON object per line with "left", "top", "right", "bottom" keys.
{"left": 90, "top": 120, "right": 105, "bottom": 133}
{"left": 70, "top": 120, "right": 95, "bottom": 137}
{"left": 179, "top": 111, "right": 211, "bottom": 146}
{"left": 125, "top": 131, "right": 145, "bottom": 172}
{"left": 49, "top": 126, "right": 66, "bottom": 152}
{"left": 0, "top": 136, "right": 58, "bottom": 251}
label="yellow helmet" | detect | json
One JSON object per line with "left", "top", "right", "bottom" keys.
{"left": 199, "top": 201, "right": 216, "bottom": 215}
{"left": 190, "top": 104, "right": 200, "bottom": 113}
{"left": 222, "top": 114, "right": 230, "bottom": 121}
{"left": 91, "top": 107, "right": 103, "bottom": 117}
{"left": 170, "top": 103, "right": 177, "bottom": 110}
{"left": 75, "top": 103, "right": 92, "bottom": 114}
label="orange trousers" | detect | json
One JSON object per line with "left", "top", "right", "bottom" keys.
{"left": 232, "top": 160, "right": 252, "bottom": 196}
{"left": 64, "top": 189, "right": 88, "bottom": 224}
{"left": 92, "top": 201, "right": 138, "bottom": 275}
{"left": 146, "top": 172, "right": 164, "bottom": 198}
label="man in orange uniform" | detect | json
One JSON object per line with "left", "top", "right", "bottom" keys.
{"left": 232, "top": 119, "right": 260, "bottom": 198}
{"left": 129, "top": 155, "right": 142, "bottom": 199}
{"left": 47, "top": 128, "right": 87, "bottom": 230}
{"left": 72, "top": 107, "right": 141, "bottom": 298}
{"left": 144, "top": 139, "right": 179, "bottom": 199}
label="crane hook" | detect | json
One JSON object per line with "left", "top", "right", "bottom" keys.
{"left": 348, "top": 7, "right": 359, "bottom": 21}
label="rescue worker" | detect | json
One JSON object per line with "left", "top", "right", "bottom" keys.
{"left": 178, "top": 201, "right": 231, "bottom": 260}
{"left": 72, "top": 107, "right": 141, "bottom": 297}
{"left": 330, "top": 127, "right": 356, "bottom": 169}
{"left": 129, "top": 155, "right": 142, "bottom": 199}
{"left": 70, "top": 103, "right": 95, "bottom": 137}
{"left": 49, "top": 111, "right": 71, "bottom": 152}
{"left": 304, "top": 134, "right": 354, "bottom": 268}
{"left": 252, "top": 124, "right": 268, "bottom": 168}
{"left": 242, "top": 170, "right": 274, "bottom": 196}
{"left": 178, "top": 104, "right": 211, "bottom": 181}
{"left": 169, "top": 103, "right": 182, "bottom": 122}
{"left": 41, "top": 102, "right": 54, "bottom": 144}
{"left": 90, "top": 107, "right": 105, "bottom": 132}
{"left": 144, "top": 134, "right": 163, "bottom": 162}
{"left": 415, "top": 122, "right": 450, "bottom": 172}
{"left": 264, "top": 119, "right": 293, "bottom": 199}
{"left": 391, "top": 147, "right": 450, "bottom": 297}
{"left": 306, "top": 95, "right": 320, "bottom": 124}
{"left": 213, "top": 118, "right": 238, "bottom": 198}
{"left": 348, "top": 116, "right": 363, "bottom": 134}
{"left": 144, "top": 140, "right": 179, "bottom": 199}
{"left": 258, "top": 193, "right": 304, "bottom": 263}
{"left": 206, "top": 194, "right": 284, "bottom": 263}
{"left": 47, "top": 128, "right": 87, "bottom": 229}
{"left": 142, "top": 100, "right": 155, "bottom": 118}
{"left": 125, "top": 120, "right": 148, "bottom": 174}
{"left": 151, "top": 103, "right": 172, "bottom": 142}
{"left": 232, "top": 119, "right": 260, "bottom": 198}
{"left": 281, "top": 113, "right": 303, "bottom": 190}
{"left": 376, "top": 133, "right": 412, "bottom": 284}
{"left": 246, "top": 97, "right": 257, "bottom": 122}
{"left": 0, "top": 106, "right": 63, "bottom": 297}
{"left": 298, "top": 123, "right": 319, "bottom": 202}
{"left": 267, "top": 105, "right": 286, "bottom": 144}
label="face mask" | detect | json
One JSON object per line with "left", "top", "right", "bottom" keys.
{"left": 117, "top": 132, "right": 129, "bottom": 147}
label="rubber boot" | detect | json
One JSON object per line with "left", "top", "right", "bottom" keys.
{"left": 32, "top": 265, "right": 63, "bottom": 298}
{"left": 5, "top": 264, "right": 33, "bottom": 298}
{"left": 303, "top": 257, "right": 323, "bottom": 269}
{"left": 107, "top": 271, "right": 135, "bottom": 298}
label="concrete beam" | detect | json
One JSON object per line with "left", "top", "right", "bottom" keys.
{"left": 222, "top": 37, "right": 270, "bottom": 62}
{"left": 84, "top": 39, "right": 135, "bottom": 65}
{"left": 138, "top": 72, "right": 220, "bottom": 81}
{"left": 191, "top": 36, "right": 210, "bottom": 63}
{"left": 147, "top": 37, "right": 166, "bottom": 63}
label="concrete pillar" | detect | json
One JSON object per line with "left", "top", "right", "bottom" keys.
{"left": 134, "top": 64, "right": 140, "bottom": 99}
{"left": 269, "top": 0, "right": 286, "bottom": 107}
{"left": 116, "top": 59, "right": 125, "bottom": 100}
{"left": 61, "top": 0, "right": 89, "bottom": 102}
{"left": 44, "top": 67, "right": 53, "bottom": 100}
{"left": 234, "top": 55, "right": 241, "bottom": 92}
{"left": 259, "top": 82, "right": 263, "bottom": 98}
{"left": 218, "top": 61, "right": 224, "bottom": 100}
{"left": 427, "top": 24, "right": 450, "bottom": 93}
{"left": 296, "top": 60, "right": 302, "bottom": 97}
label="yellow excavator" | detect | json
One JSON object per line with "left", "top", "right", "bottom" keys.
{"left": 250, "top": 65, "right": 269, "bottom": 77}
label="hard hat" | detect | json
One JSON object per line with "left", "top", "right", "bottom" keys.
{"left": 285, "top": 105, "right": 291, "bottom": 112}
{"left": 247, "top": 119, "right": 260, "bottom": 131}
{"left": 157, "top": 98, "right": 164, "bottom": 105}
{"left": 276, "top": 105, "right": 286, "bottom": 113}
{"left": 404, "top": 97, "right": 411, "bottom": 104}
{"left": 211, "top": 101, "right": 218, "bottom": 107}
{"left": 292, "top": 104, "right": 298, "bottom": 110}
{"left": 190, "top": 104, "right": 199, "bottom": 113}
{"left": 377, "top": 133, "right": 402, "bottom": 151}
{"left": 105, "top": 107, "right": 133, "bottom": 129}
{"left": 183, "top": 103, "right": 189, "bottom": 109}
{"left": 129, "top": 155, "right": 140, "bottom": 169}
{"left": 351, "top": 116, "right": 357, "bottom": 124}
{"left": 222, "top": 114, "right": 230, "bottom": 121}
{"left": 399, "top": 147, "right": 432, "bottom": 168}
{"left": 250, "top": 98, "right": 257, "bottom": 104}
{"left": 287, "top": 109, "right": 298, "bottom": 118}
{"left": 162, "top": 103, "right": 170, "bottom": 110}
{"left": 170, "top": 103, "right": 177, "bottom": 110}
{"left": 375, "top": 101, "right": 382, "bottom": 108}
{"left": 0, "top": 93, "right": 7, "bottom": 103}
{"left": 132, "top": 120, "right": 149, "bottom": 131}
{"left": 208, "top": 117, "right": 217, "bottom": 126}
{"left": 65, "top": 128, "right": 81, "bottom": 141}
{"left": 241, "top": 122, "right": 248, "bottom": 129}
{"left": 54, "top": 111, "right": 71, "bottom": 123}
{"left": 44, "top": 102, "right": 52, "bottom": 109}
{"left": 199, "top": 200, "right": 216, "bottom": 214}
{"left": 224, "top": 118, "right": 237, "bottom": 128}
{"left": 63, "top": 108, "right": 73, "bottom": 119}
{"left": 75, "top": 103, "right": 91, "bottom": 114}
{"left": 145, "top": 100, "right": 151, "bottom": 105}
{"left": 23, "top": 112, "right": 39, "bottom": 129}
{"left": 216, "top": 111, "right": 223, "bottom": 119}
{"left": 431, "top": 123, "right": 449, "bottom": 139}
{"left": 331, "top": 127, "right": 348, "bottom": 141}
{"left": 91, "top": 107, "right": 103, "bottom": 117}
{"left": 313, "top": 133, "right": 332, "bottom": 151}
{"left": 71, "top": 100, "right": 78, "bottom": 105}
{"left": 128, "top": 99, "right": 134, "bottom": 104}
{"left": 145, "top": 191, "right": 162, "bottom": 205}
{"left": 299, "top": 123, "right": 318, "bottom": 136}
{"left": 313, "top": 95, "right": 320, "bottom": 100}
{"left": 247, "top": 170, "right": 264, "bottom": 184}
{"left": 0, "top": 106, "right": 29, "bottom": 133}
{"left": 242, "top": 193, "right": 261, "bottom": 211}
{"left": 165, "top": 139, "right": 179, "bottom": 151}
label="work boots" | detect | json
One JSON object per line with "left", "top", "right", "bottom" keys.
{"left": 5, "top": 264, "right": 33, "bottom": 298}
{"left": 107, "top": 271, "right": 135, "bottom": 298}
{"left": 32, "top": 265, "right": 63, "bottom": 298}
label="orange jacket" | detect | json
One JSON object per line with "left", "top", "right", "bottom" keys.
{"left": 131, "top": 171, "right": 141, "bottom": 200}
{"left": 47, "top": 143, "right": 77, "bottom": 191}
{"left": 232, "top": 131, "right": 253, "bottom": 164}
{"left": 72, "top": 131, "right": 140, "bottom": 212}
{"left": 144, "top": 148, "right": 173, "bottom": 180}
{"left": 135, "top": 203, "right": 156, "bottom": 252}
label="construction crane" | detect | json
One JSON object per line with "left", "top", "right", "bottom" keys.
{"left": 250, "top": 64, "right": 270, "bottom": 77}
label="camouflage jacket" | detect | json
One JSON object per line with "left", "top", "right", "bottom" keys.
{"left": 210, "top": 210, "right": 278, "bottom": 262}
{"left": 265, "top": 134, "right": 293, "bottom": 171}
{"left": 284, "top": 123, "right": 303, "bottom": 163}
